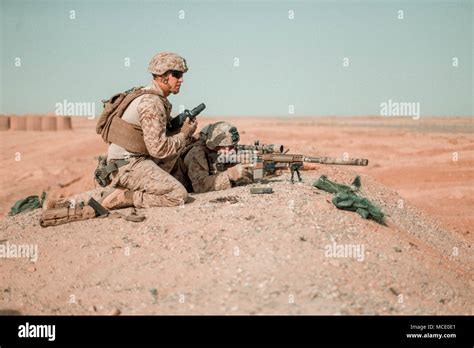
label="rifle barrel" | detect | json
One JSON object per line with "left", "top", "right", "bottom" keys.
{"left": 190, "top": 103, "right": 206, "bottom": 116}
{"left": 304, "top": 156, "right": 368, "bottom": 166}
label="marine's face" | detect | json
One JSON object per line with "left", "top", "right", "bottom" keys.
{"left": 168, "top": 70, "right": 184, "bottom": 94}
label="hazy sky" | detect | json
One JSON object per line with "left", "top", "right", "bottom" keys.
{"left": 1, "top": 0, "right": 472, "bottom": 117}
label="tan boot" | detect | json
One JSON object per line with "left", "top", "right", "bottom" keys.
{"left": 101, "top": 188, "right": 134, "bottom": 210}
{"left": 42, "top": 196, "right": 70, "bottom": 211}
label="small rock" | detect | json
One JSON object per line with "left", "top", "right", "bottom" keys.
{"left": 149, "top": 288, "right": 158, "bottom": 303}
{"left": 110, "top": 308, "right": 121, "bottom": 316}
{"left": 393, "top": 247, "right": 402, "bottom": 253}
{"left": 89, "top": 305, "right": 97, "bottom": 312}
{"left": 27, "top": 266, "right": 36, "bottom": 273}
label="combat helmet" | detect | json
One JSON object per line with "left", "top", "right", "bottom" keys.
{"left": 200, "top": 122, "right": 240, "bottom": 150}
{"left": 148, "top": 52, "right": 188, "bottom": 75}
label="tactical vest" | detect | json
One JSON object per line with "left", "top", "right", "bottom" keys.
{"left": 96, "top": 87, "right": 167, "bottom": 155}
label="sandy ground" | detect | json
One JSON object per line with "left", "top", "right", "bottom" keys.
{"left": 0, "top": 116, "right": 473, "bottom": 314}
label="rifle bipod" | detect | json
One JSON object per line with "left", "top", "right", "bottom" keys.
{"left": 290, "top": 163, "right": 303, "bottom": 183}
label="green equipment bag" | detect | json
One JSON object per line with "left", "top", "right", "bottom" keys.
{"left": 313, "top": 175, "right": 385, "bottom": 224}
{"left": 332, "top": 192, "right": 385, "bottom": 224}
{"left": 313, "top": 175, "right": 360, "bottom": 194}
{"left": 9, "top": 192, "right": 46, "bottom": 215}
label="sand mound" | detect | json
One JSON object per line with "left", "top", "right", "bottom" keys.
{"left": 10, "top": 116, "right": 27, "bottom": 131}
{"left": 26, "top": 116, "right": 42, "bottom": 131}
{"left": 56, "top": 116, "right": 72, "bottom": 130}
{"left": 0, "top": 116, "right": 10, "bottom": 131}
{"left": 0, "top": 115, "right": 73, "bottom": 131}
{"left": 41, "top": 116, "right": 57, "bottom": 131}
{"left": 0, "top": 166, "right": 471, "bottom": 315}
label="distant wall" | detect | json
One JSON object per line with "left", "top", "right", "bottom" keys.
{"left": 0, "top": 115, "right": 73, "bottom": 131}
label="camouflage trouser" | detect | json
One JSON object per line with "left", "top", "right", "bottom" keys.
{"left": 170, "top": 157, "right": 193, "bottom": 193}
{"left": 109, "top": 156, "right": 188, "bottom": 208}
{"left": 51, "top": 187, "right": 106, "bottom": 208}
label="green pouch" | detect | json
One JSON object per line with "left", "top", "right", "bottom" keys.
{"left": 9, "top": 192, "right": 46, "bottom": 215}
{"left": 314, "top": 176, "right": 385, "bottom": 224}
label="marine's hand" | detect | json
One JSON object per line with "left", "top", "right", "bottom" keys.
{"left": 226, "top": 164, "right": 253, "bottom": 185}
{"left": 180, "top": 118, "right": 198, "bottom": 138}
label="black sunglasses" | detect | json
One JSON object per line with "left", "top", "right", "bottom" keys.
{"left": 170, "top": 70, "right": 183, "bottom": 79}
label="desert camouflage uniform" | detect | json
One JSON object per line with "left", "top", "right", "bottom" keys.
{"left": 183, "top": 141, "right": 233, "bottom": 193}
{"left": 48, "top": 187, "right": 106, "bottom": 208}
{"left": 182, "top": 122, "right": 249, "bottom": 193}
{"left": 106, "top": 52, "right": 191, "bottom": 208}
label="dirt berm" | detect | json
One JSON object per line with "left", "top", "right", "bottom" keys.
{"left": 0, "top": 165, "right": 472, "bottom": 315}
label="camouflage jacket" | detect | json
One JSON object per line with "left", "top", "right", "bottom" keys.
{"left": 183, "top": 142, "right": 232, "bottom": 193}
{"left": 107, "top": 81, "right": 188, "bottom": 173}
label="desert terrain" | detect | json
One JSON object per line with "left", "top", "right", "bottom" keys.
{"left": 0, "top": 116, "right": 472, "bottom": 314}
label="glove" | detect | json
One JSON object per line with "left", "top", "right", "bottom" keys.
{"left": 180, "top": 118, "right": 197, "bottom": 138}
{"left": 226, "top": 164, "right": 253, "bottom": 186}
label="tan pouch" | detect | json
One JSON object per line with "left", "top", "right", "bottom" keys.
{"left": 40, "top": 205, "right": 96, "bottom": 227}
